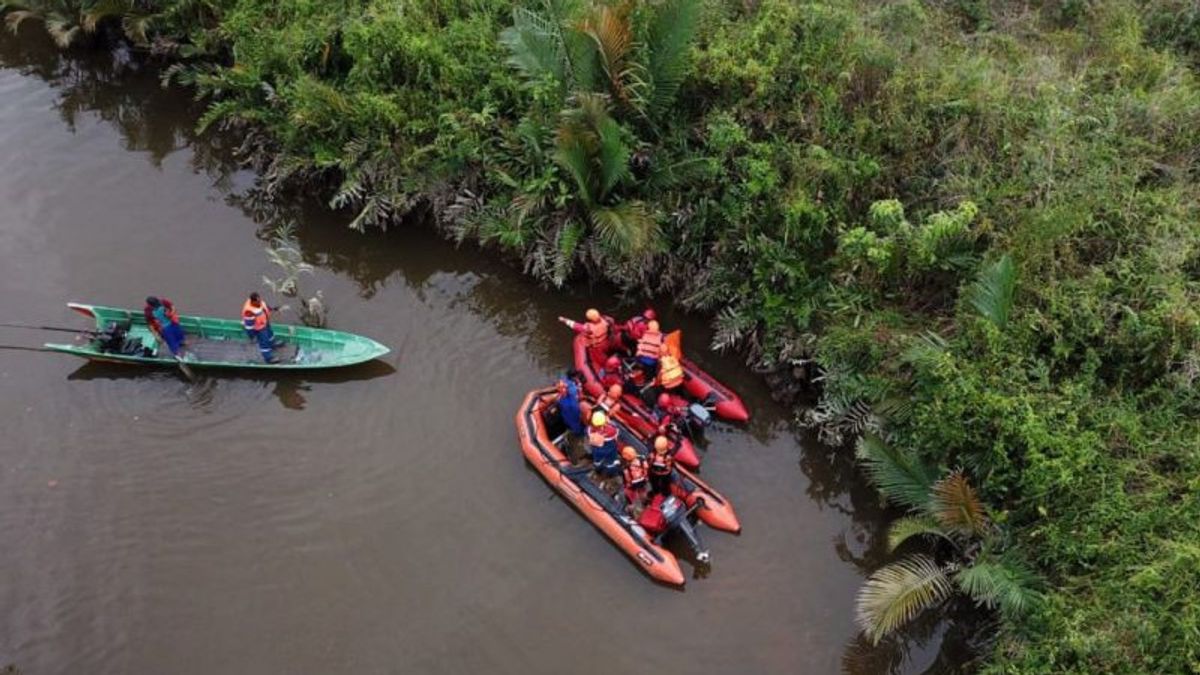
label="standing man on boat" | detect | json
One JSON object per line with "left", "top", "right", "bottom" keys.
{"left": 588, "top": 411, "right": 621, "bottom": 477}
{"left": 559, "top": 308, "right": 613, "bottom": 365}
{"left": 242, "top": 292, "right": 280, "bottom": 364}
{"left": 143, "top": 296, "right": 186, "bottom": 356}
{"left": 555, "top": 375, "right": 584, "bottom": 437}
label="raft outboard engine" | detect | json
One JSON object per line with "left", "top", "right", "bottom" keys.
{"left": 95, "top": 319, "right": 150, "bottom": 356}
{"left": 659, "top": 495, "right": 710, "bottom": 564}
{"left": 687, "top": 402, "right": 712, "bottom": 428}
{"left": 95, "top": 320, "right": 130, "bottom": 353}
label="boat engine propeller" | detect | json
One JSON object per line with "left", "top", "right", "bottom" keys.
{"left": 658, "top": 495, "right": 710, "bottom": 564}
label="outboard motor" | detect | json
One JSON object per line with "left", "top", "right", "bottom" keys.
{"left": 687, "top": 402, "right": 712, "bottom": 429}
{"left": 658, "top": 495, "right": 710, "bottom": 563}
{"left": 95, "top": 320, "right": 129, "bottom": 353}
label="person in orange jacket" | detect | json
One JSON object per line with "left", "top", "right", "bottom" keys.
{"left": 635, "top": 319, "right": 664, "bottom": 380}
{"left": 559, "top": 308, "right": 613, "bottom": 364}
{"left": 620, "top": 308, "right": 657, "bottom": 352}
{"left": 648, "top": 435, "right": 675, "bottom": 496}
{"left": 242, "top": 292, "right": 281, "bottom": 363}
{"left": 620, "top": 445, "right": 650, "bottom": 510}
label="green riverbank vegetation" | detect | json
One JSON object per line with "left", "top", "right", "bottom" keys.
{"left": 5, "top": 0, "right": 1199, "bottom": 670}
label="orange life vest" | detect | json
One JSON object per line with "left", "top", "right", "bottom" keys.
{"left": 623, "top": 457, "right": 648, "bottom": 486}
{"left": 242, "top": 300, "right": 270, "bottom": 331}
{"left": 658, "top": 355, "right": 684, "bottom": 389}
{"left": 649, "top": 450, "right": 673, "bottom": 476}
{"left": 636, "top": 329, "right": 663, "bottom": 359}
{"left": 598, "top": 393, "right": 621, "bottom": 414}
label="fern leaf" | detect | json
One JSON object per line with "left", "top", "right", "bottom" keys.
{"left": 855, "top": 434, "right": 936, "bottom": 511}
{"left": 856, "top": 554, "right": 952, "bottom": 645}
{"left": 966, "top": 254, "right": 1017, "bottom": 329}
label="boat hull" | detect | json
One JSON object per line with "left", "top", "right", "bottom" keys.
{"left": 517, "top": 389, "right": 686, "bottom": 586}
{"left": 43, "top": 302, "right": 390, "bottom": 370}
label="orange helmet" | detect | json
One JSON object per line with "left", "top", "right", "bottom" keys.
{"left": 591, "top": 411, "right": 607, "bottom": 427}
{"left": 654, "top": 436, "right": 669, "bottom": 452}
{"left": 585, "top": 308, "right": 601, "bottom": 322}
{"left": 607, "top": 384, "right": 623, "bottom": 399}
{"left": 621, "top": 446, "right": 638, "bottom": 462}
{"left": 647, "top": 320, "right": 660, "bottom": 332}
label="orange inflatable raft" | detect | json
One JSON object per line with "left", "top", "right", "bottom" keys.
{"left": 516, "top": 388, "right": 740, "bottom": 585}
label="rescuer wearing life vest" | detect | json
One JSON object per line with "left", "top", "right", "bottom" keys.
{"left": 652, "top": 392, "right": 687, "bottom": 437}
{"left": 635, "top": 319, "right": 664, "bottom": 380}
{"left": 597, "top": 383, "right": 624, "bottom": 416}
{"left": 648, "top": 435, "right": 675, "bottom": 496}
{"left": 242, "top": 292, "right": 281, "bottom": 363}
{"left": 620, "top": 445, "right": 650, "bottom": 511}
{"left": 657, "top": 352, "right": 685, "bottom": 393}
{"left": 621, "top": 308, "right": 657, "bottom": 353}
{"left": 588, "top": 411, "right": 621, "bottom": 476}
{"left": 598, "top": 355, "right": 624, "bottom": 390}
{"left": 559, "top": 308, "right": 613, "bottom": 365}
{"left": 143, "top": 296, "right": 186, "bottom": 356}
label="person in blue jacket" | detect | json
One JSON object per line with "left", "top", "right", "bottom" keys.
{"left": 555, "top": 372, "right": 583, "bottom": 436}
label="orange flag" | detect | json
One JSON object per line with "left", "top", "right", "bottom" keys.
{"left": 664, "top": 330, "right": 683, "bottom": 360}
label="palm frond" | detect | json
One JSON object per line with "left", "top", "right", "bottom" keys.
{"left": 855, "top": 554, "right": 952, "bottom": 645}
{"left": 856, "top": 433, "right": 936, "bottom": 511}
{"left": 589, "top": 200, "right": 658, "bottom": 257}
{"left": 553, "top": 119, "right": 599, "bottom": 207}
{"left": 500, "top": 7, "right": 568, "bottom": 90}
{"left": 954, "top": 555, "right": 1041, "bottom": 618}
{"left": 644, "top": 0, "right": 699, "bottom": 119}
{"left": 4, "top": 9, "right": 39, "bottom": 34}
{"left": 930, "top": 470, "right": 989, "bottom": 537}
{"left": 553, "top": 93, "right": 629, "bottom": 204}
{"left": 966, "top": 254, "right": 1017, "bottom": 329}
{"left": 45, "top": 17, "right": 80, "bottom": 48}
{"left": 552, "top": 219, "right": 584, "bottom": 285}
{"left": 578, "top": 0, "right": 636, "bottom": 104}
{"left": 900, "top": 330, "right": 948, "bottom": 366}
{"left": 642, "top": 156, "right": 710, "bottom": 192}
{"left": 887, "top": 515, "right": 951, "bottom": 553}
{"left": 711, "top": 304, "right": 757, "bottom": 352}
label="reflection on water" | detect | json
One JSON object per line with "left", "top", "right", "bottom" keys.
{"left": 0, "top": 26, "right": 983, "bottom": 675}
{"left": 65, "top": 359, "right": 397, "bottom": 410}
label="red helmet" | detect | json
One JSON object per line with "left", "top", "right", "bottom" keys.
{"left": 657, "top": 393, "right": 672, "bottom": 409}
{"left": 605, "top": 355, "right": 620, "bottom": 370}
{"left": 643, "top": 308, "right": 657, "bottom": 321}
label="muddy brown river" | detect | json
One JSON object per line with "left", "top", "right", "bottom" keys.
{"left": 0, "top": 29, "right": 978, "bottom": 675}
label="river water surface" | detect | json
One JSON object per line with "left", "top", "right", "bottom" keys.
{"left": 0, "top": 29, "right": 977, "bottom": 675}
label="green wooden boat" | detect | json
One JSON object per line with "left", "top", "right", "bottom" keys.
{"left": 43, "top": 303, "right": 390, "bottom": 370}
